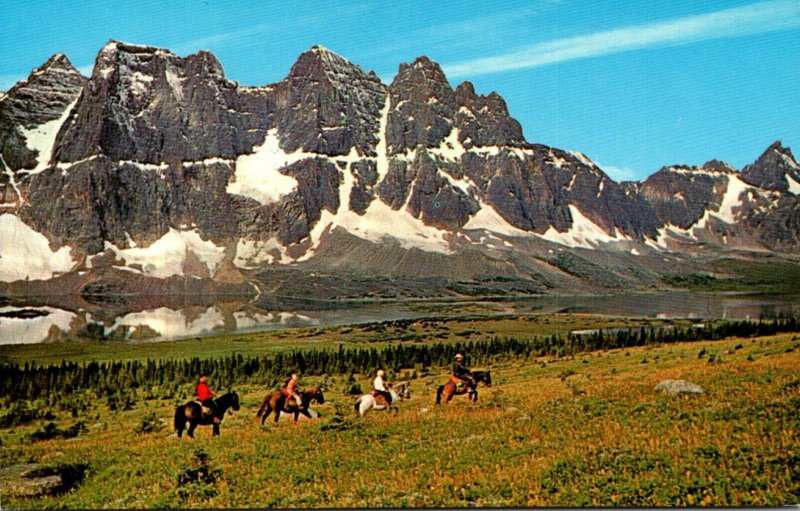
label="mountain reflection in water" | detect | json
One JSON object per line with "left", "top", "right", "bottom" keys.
{"left": 0, "top": 292, "right": 798, "bottom": 345}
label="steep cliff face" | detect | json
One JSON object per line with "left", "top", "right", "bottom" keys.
{"left": 0, "top": 54, "right": 86, "bottom": 210}
{"left": 0, "top": 41, "right": 797, "bottom": 291}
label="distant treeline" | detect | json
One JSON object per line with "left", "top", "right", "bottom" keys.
{"left": 2, "top": 317, "right": 797, "bottom": 406}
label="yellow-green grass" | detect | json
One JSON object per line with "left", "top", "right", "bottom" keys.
{"left": 2, "top": 330, "right": 798, "bottom": 508}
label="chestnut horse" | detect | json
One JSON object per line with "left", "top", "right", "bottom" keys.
{"left": 174, "top": 391, "right": 240, "bottom": 438}
{"left": 255, "top": 387, "right": 325, "bottom": 425}
{"left": 435, "top": 371, "right": 492, "bottom": 404}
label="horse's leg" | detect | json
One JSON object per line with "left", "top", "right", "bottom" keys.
{"left": 174, "top": 407, "right": 184, "bottom": 438}
{"left": 261, "top": 403, "right": 272, "bottom": 426}
{"left": 187, "top": 420, "right": 197, "bottom": 439}
{"left": 471, "top": 388, "right": 479, "bottom": 402}
{"left": 293, "top": 411, "right": 300, "bottom": 423}
{"left": 213, "top": 422, "right": 220, "bottom": 436}
{"left": 436, "top": 385, "right": 443, "bottom": 405}
{"left": 273, "top": 397, "right": 286, "bottom": 424}
{"left": 299, "top": 409, "right": 313, "bottom": 419}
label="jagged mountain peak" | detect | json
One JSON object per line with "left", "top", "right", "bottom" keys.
{"left": 1, "top": 41, "right": 798, "bottom": 291}
{"left": 92, "top": 40, "right": 227, "bottom": 79}
{"left": 394, "top": 56, "right": 451, "bottom": 88}
{"left": 40, "top": 53, "right": 77, "bottom": 72}
{"left": 741, "top": 140, "right": 800, "bottom": 193}
{"left": 0, "top": 50, "right": 86, "bottom": 172}
{"left": 7, "top": 52, "right": 83, "bottom": 96}
{"left": 51, "top": 39, "right": 244, "bottom": 164}
{"left": 761, "top": 140, "right": 797, "bottom": 165}
{"left": 701, "top": 159, "right": 737, "bottom": 173}
{"left": 288, "top": 45, "right": 373, "bottom": 84}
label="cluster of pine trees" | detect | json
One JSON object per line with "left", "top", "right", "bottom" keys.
{"left": 2, "top": 317, "right": 797, "bottom": 407}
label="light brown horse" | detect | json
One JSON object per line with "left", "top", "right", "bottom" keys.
{"left": 255, "top": 387, "right": 325, "bottom": 425}
{"left": 436, "top": 371, "right": 492, "bottom": 404}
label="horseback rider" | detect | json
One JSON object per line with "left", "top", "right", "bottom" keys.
{"left": 451, "top": 353, "right": 475, "bottom": 388}
{"left": 373, "top": 369, "right": 393, "bottom": 407}
{"left": 282, "top": 372, "right": 305, "bottom": 411}
{"left": 196, "top": 375, "right": 220, "bottom": 423}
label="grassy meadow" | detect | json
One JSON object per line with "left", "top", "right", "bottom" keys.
{"left": 1, "top": 314, "right": 799, "bottom": 508}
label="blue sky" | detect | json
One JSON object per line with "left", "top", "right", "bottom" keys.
{"left": 2, "top": 0, "right": 798, "bottom": 181}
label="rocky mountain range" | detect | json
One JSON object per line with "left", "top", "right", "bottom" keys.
{"left": 1, "top": 41, "right": 798, "bottom": 301}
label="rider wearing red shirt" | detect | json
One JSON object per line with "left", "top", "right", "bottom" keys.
{"left": 196, "top": 375, "right": 219, "bottom": 422}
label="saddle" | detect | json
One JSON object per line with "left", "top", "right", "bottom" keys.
{"left": 449, "top": 377, "right": 467, "bottom": 388}
{"left": 370, "top": 390, "right": 390, "bottom": 406}
{"left": 199, "top": 403, "right": 214, "bottom": 417}
{"left": 282, "top": 396, "right": 303, "bottom": 410}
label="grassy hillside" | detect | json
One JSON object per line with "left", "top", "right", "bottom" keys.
{"left": 1, "top": 316, "right": 798, "bottom": 507}
{"left": 663, "top": 257, "right": 800, "bottom": 294}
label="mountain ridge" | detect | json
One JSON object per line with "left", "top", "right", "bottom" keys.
{"left": 0, "top": 41, "right": 798, "bottom": 297}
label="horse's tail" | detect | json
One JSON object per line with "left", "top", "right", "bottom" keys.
{"left": 174, "top": 405, "right": 185, "bottom": 433}
{"left": 354, "top": 396, "right": 362, "bottom": 415}
{"left": 436, "top": 385, "right": 444, "bottom": 405}
{"left": 256, "top": 395, "right": 269, "bottom": 418}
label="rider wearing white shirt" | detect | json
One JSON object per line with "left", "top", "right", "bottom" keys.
{"left": 373, "top": 369, "right": 393, "bottom": 407}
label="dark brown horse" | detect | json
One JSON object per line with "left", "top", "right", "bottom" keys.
{"left": 436, "top": 370, "right": 492, "bottom": 404}
{"left": 174, "top": 391, "right": 240, "bottom": 438}
{"left": 255, "top": 387, "right": 325, "bottom": 425}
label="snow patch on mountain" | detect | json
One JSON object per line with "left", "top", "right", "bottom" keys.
{"left": 103, "top": 228, "right": 225, "bottom": 278}
{"left": 19, "top": 99, "right": 78, "bottom": 173}
{"left": 646, "top": 224, "right": 696, "bottom": 249}
{"left": 0, "top": 214, "right": 77, "bottom": 281}
{"left": 468, "top": 145, "right": 534, "bottom": 161}
{"left": 694, "top": 174, "right": 750, "bottom": 228}
{"left": 779, "top": 151, "right": 799, "bottom": 170}
{"left": 375, "top": 97, "right": 391, "bottom": 182}
{"left": 165, "top": 69, "right": 184, "bottom": 100}
{"left": 786, "top": 174, "right": 800, "bottom": 195}
{"left": 302, "top": 181, "right": 454, "bottom": 257}
{"left": 429, "top": 127, "right": 465, "bottom": 162}
{"left": 463, "top": 200, "right": 528, "bottom": 237}
{"left": 568, "top": 151, "right": 597, "bottom": 168}
{"left": 118, "top": 160, "right": 170, "bottom": 172}
{"left": 227, "top": 129, "right": 302, "bottom": 205}
{"left": 538, "top": 205, "right": 621, "bottom": 248}
{"left": 0, "top": 155, "right": 24, "bottom": 205}
{"left": 234, "top": 238, "right": 292, "bottom": 267}
{"left": 336, "top": 199, "right": 453, "bottom": 254}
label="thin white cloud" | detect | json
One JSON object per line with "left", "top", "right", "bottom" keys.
{"left": 597, "top": 162, "right": 640, "bottom": 182}
{"left": 443, "top": 0, "right": 800, "bottom": 79}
